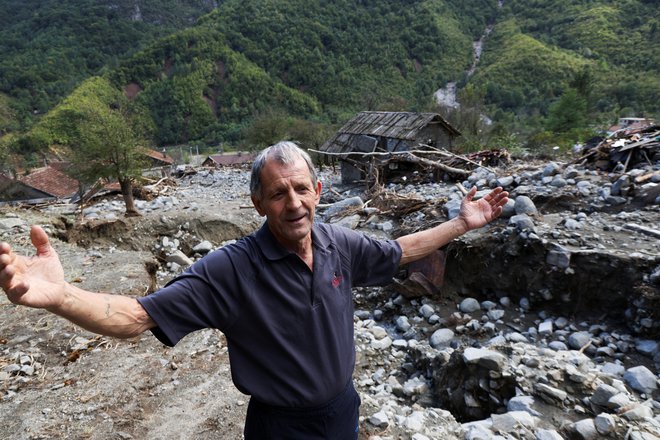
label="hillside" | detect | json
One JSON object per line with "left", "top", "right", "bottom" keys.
{"left": 0, "top": 0, "right": 217, "bottom": 126}
{"left": 0, "top": 0, "right": 658, "bottom": 160}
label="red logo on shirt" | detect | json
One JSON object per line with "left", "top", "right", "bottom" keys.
{"left": 332, "top": 272, "right": 342, "bottom": 287}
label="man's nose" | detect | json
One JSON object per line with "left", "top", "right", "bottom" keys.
{"left": 285, "top": 190, "right": 302, "bottom": 209}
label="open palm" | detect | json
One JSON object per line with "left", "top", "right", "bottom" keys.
{"left": 0, "top": 226, "right": 67, "bottom": 310}
{"left": 459, "top": 187, "right": 509, "bottom": 231}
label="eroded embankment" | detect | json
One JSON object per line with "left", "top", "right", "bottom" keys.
{"left": 442, "top": 231, "right": 658, "bottom": 338}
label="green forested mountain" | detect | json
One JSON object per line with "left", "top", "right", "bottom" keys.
{"left": 0, "top": 0, "right": 217, "bottom": 125}
{"left": 1, "top": 0, "right": 658, "bottom": 165}
{"left": 481, "top": 0, "right": 660, "bottom": 124}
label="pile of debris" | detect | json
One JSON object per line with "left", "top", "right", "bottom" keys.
{"left": 574, "top": 125, "right": 660, "bottom": 172}
{"left": 322, "top": 146, "right": 512, "bottom": 187}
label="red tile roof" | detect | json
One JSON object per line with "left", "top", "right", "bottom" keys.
{"left": 19, "top": 166, "right": 80, "bottom": 198}
{"left": 145, "top": 149, "right": 174, "bottom": 165}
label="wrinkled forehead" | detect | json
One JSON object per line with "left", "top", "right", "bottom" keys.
{"left": 261, "top": 156, "right": 313, "bottom": 185}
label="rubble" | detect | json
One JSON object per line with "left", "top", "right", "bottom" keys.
{"left": 0, "top": 153, "right": 658, "bottom": 439}
{"left": 329, "top": 153, "right": 659, "bottom": 439}
{"left": 573, "top": 124, "right": 660, "bottom": 173}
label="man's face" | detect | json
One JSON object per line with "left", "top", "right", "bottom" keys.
{"left": 251, "top": 156, "right": 321, "bottom": 250}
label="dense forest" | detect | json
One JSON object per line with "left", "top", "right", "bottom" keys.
{"left": 0, "top": 0, "right": 658, "bottom": 170}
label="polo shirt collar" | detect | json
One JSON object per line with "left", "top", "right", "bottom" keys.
{"left": 255, "top": 221, "right": 330, "bottom": 261}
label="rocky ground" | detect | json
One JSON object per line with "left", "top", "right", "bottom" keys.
{"left": 0, "top": 158, "right": 658, "bottom": 439}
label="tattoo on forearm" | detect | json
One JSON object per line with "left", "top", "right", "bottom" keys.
{"left": 104, "top": 297, "right": 111, "bottom": 318}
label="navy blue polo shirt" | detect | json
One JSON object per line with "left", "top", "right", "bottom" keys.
{"left": 137, "top": 222, "right": 401, "bottom": 407}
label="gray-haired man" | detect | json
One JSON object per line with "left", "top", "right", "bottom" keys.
{"left": 0, "top": 141, "right": 508, "bottom": 439}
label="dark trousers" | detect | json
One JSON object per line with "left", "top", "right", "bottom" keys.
{"left": 243, "top": 381, "right": 361, "bottom": 440}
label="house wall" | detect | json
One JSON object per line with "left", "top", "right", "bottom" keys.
{"left": 416, "top": 126, "right": 455, "bottom": 149}
{"left": 0, "top": 183, "right": 52, "bottom": 202}
{"left": 385, "top": 138, "right": 410, "bottom": 152}
{"left": 142, "top": 166, "right": 172, "bottom": 178}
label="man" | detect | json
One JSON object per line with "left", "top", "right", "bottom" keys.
{"left": 0, "top": 141, "right": 508, "bottom": 439}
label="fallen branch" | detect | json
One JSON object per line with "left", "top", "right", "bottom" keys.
{"left": 634, "top": 170, "right": 660, "bottom": 184}
{"left": 391, "top": 152, "right": 469, "bottom": 177}
{"left": 623, "top": 223, "right": 660, "bottom": 239}
{"left": 309, "top": 147, "right": 472, "bottom": 180}
{"left": 418, "top": 144, "right": 496, "bottom": 173}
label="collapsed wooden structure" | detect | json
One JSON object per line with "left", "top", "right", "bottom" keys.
{"left": 573, "top": 124, "right": 660, "bottom": 172}
{"left": 317, "top": 111, "right": 458, "bottom": 184}
{"left": 316, "top": 111, "right": 509, "bottom": 186}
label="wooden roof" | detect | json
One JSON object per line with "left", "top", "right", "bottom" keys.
{"left": 320, "top": 111, "right": 460, "bottom": 154}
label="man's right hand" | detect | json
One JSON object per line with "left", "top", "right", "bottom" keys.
{"left": 0, "top": 225, "right": 155, "bottom": 338}
{"left": 0, "top": 225, "right": 67, "bottom": 310}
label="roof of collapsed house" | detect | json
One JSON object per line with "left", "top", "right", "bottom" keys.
{"left": 202, "top": 152, "right": 256, "bottom": 166}
{"left": 320, "top": 111, "right": 461, "bottom": 154}
{"left": 144, "top": 149, "right": 174, "bottom": 165}
{"left": 0, "top": 173, "right": 53, "bottom": 202}
{"left": 18, "top": 166, "right": 79, "bottom": 198}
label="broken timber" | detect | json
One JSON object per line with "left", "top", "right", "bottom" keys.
{"left": 309, "top": 148, "right": 470, "bottom": 178}
{"left": 572, "top": 125, "right": 660, "bottom": 171}
{"left": 623, "top": 223, "right": 660, "bottom": 239}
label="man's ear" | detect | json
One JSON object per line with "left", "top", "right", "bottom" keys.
{"left": 315, "top": 180, "right": 322, "bottom": 203}
{"left": 252, "top": 195, "right": 265, "bottom": 216}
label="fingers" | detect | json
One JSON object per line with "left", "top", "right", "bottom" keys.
{"left": 491, "top": 205, "right": 504, "bottom": 220}
{"left": 30, "top": 226, "right": 52, "bottom": 257}
{"left": 485, "top": 187, "right": 508, "bottom": 207}
{"left": 0, "top": 229, "right": 41, "bottom": 297}
{"left": 484, "top": 187, "right": 502, "bottom": 199}
{"left": 465, "top": 186, "right": 477, "bottom": 202}
{"left": 0, "top": 242, "right": 15, "bottom": 282}
{"left": 0, "top": 253, "right": 14, "bottom": 287}
{"left": 0, "top": 244, "right": 29, "bottom": 297}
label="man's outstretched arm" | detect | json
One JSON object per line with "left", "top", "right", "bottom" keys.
{"left": 396, "top": 186, "right": 508, "bottom": 265}
{"left": 0, "top": 225, "right": 155, "bottom": 338}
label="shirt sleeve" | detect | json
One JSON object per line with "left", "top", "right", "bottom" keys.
{"left": 137, "top": 246, "right": 251, "bottom": 346}
{"left": 330, "top": 225, "right": 402, "bottom": 287}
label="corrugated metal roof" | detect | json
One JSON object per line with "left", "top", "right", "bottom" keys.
{"left": 320, "top": 111, "right": 460, "bottom": 154}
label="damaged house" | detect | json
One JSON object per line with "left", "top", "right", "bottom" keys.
{"left": 201, "top": 151, "right": 257, "bottom": 168}
{"left": 0, "top": 165, "right": 80, "bottom": 204}
{"left": 143, "top": 149, "right": 175, "bottom": 178}
{"left": 319, "top": 111, "right": 461, "bottom": 184}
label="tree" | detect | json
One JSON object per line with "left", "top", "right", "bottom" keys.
{"left": 288, "top": 117, "right": 336, "bottom": 167}
{"left": 39, "top": 77, "right": 152, "bottom": 216}
{"left": 0, "top": 93, "right": 18, "bottom": 135}
{"left": 243, "top": 108, "right": 291, "bottom": 149}
{"left": 69, "top": 100, "right": 149, "bottom": 216}
{"left": 442, "top": 84, "right": 492, "bottom": 152}
{"left": 545, "top": 88, "right": 588, "bottom": 134}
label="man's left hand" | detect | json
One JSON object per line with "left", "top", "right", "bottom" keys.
{"left": 458, "top": 186, "right": 509, "bottom": 232}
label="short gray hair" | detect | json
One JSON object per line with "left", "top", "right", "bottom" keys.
{"left": 250, "top": 141, "right": 318, "bottom": 199}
